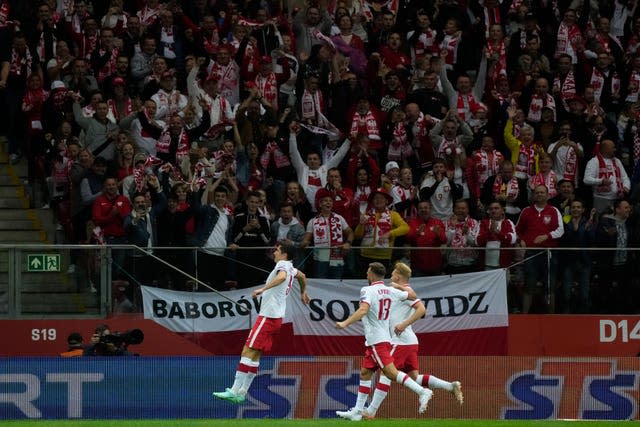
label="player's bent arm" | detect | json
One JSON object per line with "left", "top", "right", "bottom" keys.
{"left": 295, "top": 270, "right": 310, "bottom": 304}
{"left": 336, "top": 302, "right": 369, "bottom": 329}
{"left": 252, "top": 270, "right": 287, "bottom": 297}
{"left": 395, "top": 301, "right": 426, "bottom": 335}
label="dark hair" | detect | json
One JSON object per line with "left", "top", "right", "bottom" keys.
{"left": 277, "top": 243, "right": 296, "bottom": 260}
{"left": 279, "top": 201, "right": 294, "bottom": 211}
{"left": 369, "top": 262, "right": 386, "bottom": 278}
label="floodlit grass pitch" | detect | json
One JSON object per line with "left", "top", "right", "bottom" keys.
{"left": 1, "top": 420, "right": 630, "bottom": 427}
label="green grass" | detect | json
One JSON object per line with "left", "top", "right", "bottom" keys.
{"left": 0, "top": 420, "right": 630, "bottom": 427}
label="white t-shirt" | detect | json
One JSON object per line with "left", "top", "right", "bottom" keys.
{"left": 389, "top": 283, "right": 421, "bottom": 345}
{"left": 360, "top": 281, "right": 409, "bottom": 346}
{"left": 259, "top": 260, "right": 298, "bottom": 319}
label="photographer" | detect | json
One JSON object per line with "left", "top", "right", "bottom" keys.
{"left": 83, "top": 324, "right": 142, "bottom": 356}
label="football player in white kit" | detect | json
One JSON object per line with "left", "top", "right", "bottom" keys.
{"left": 363, "top": 262, "right": 463, "bottom": 419}
{"left": 213, "top": 244, "right": 309, "bottom": 404}
{"left": 335, "top": 262, "right": 433, "bottom": 421}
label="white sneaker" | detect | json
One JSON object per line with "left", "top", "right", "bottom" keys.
{"left": 67, "top": 264, "right": 76, "bottom": 274}
{"left": 336, "top": 407, "right": 362, "bottom": 421}
{"left": 418, "top": 388, "right": 433, "bottom": 414}
{"left": 451, "top": 381, "right": 464, "bottom": 405}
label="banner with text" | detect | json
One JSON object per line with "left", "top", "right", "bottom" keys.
{"left": 141, "top": 269, "right": 508, "bottom": 345}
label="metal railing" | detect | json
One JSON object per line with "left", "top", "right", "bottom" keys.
{"left": 0, "top": 244, "right": 638, "bottom": 318}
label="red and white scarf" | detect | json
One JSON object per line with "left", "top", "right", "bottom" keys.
{"left": 387, "top": 122, "right": 413, "bottom": 161}
{"left": 473, "top": 149, "right": 502, "bottom": 186}
{"left": 0, "top": 1, "right": 10, "bottom": 28}
{"left": 626, "top": 70, "right": 640, "bottom": 103}
{"left": 312, "top": 213, "right": 345, "bottom": 261}
{"left": 483, "top": 6, "right": 501, "bottom": 38}
{"left": 486, "top": 39, "right": 507, "bottom": 83}
{"left": 10, "top": 48, "right": 32, "bottom": 77}
{"left": 555, "top": 22, "right": 582, "bottom": 61}
{"left": 492, "top": 174, "right": 519, "bottom": 199}
{"left": 527, "top": 93, "right": 556, "bottom": 123}
{"left": 137, "top": 6, "right": 159, "bottom": 27}
{"left": 515, "top": 144, "right": 537, "bottom": 178}
{"left": 255, "top": 72, "right": 278, "bottom": 111}
{"left": 156, "top": 128, "right": 190, "bottom": 164}
{"left": 361, "top": 208, "right": 392, "bottom": 248}
{"left": 96, "top": 47, "right": 119, "bottom": 83}
{"left": 596, "top": 154, "right": 624, "bottom": 197}
{"left": 456, "top": 93, "right": 480, "bottom": 122}
{"left": 447, "top": 216, "right": 478, "bottom": 251}
{"left": 350, "top": 110, "right": 380, "bottom": 140}
{"left": 260, "top": 140, "right": 291, "bottom": 169}
{"left": 301, "top": 89, "right": 324, "bottom": 124}
{"left": 561, "top": 145, "right": 578, "bottom": 184}
{"left": 436, "top": 138, "right": 462, "bottom": 159}
{"left": 554, "top": 70, "right": 576, "bottom": 109}
{"left": 393, "top": 184, "right": 418, "bottom": 220}
{"left": 440, "top": 34, "right": 460, "bottom": 69}
{"left": 590, "top": 68, "right": 620, "bottom": 103}
{"left": 530, "top": 170, "right": 558, "bottom": 198}
{"left": 107, "top": 97, "right": 133, "bottom": 122}
{"left": 413, "top": 28, "right": 438, "bottom": 57}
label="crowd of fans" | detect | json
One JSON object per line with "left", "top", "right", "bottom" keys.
{"left": 2, "top": 0, "right": 640, "bottom": 314}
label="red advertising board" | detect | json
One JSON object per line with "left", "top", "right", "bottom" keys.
{"left": 1, "top": 315, "right": 639, "bottom": 357}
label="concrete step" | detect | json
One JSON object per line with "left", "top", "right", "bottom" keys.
{"left": 0, "top": 185, "right": 23, "bottom": 198}
{"left": 0, "top": 209, "right": 40, "bottom": 220}
{"left": 0, "top": 219, "right": 39, "bottom": 230}
{"left": 0, "top": 175, "right": 19, "bottom": 185}
{"left": 0, "top": 230, "right": 47, "bottom": 242}
{"left": 20, "top": 292, "right": 100, "bottom": 314}
{"left": 0, "top": 198, "right": 27, "bottom": 209}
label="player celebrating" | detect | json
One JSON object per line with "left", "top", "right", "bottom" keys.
{"left": 213, "top": 244, "right": 309, "bottom": 403}
{"left": 335, "top": 262, "right": 433, "bottom": 421}
{"left": 363, "top": 262, "right": 464, "bottom": 419}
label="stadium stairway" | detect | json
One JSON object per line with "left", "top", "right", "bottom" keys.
{"left": 0, "top": 137, "right": 53, "bottom": 244}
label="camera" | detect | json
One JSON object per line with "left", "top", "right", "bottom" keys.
{"left": 99, "top": 328, "right": 144, "bottom": 347}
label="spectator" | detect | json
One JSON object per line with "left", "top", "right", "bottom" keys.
{"left": 481, "top": 159, "right": 530, "bottom": 223}
{"left": 406, "top": 200, "right": 446, "bottom": 277}
{"left": 466, "top": 135, "right": 504, "bottom": 214}
{"left": 271, "top": 201, "right": 305, "bottom": 266}
{"left": 92, "top": 175, "right": 132, "bottom": 279}
{"left": 419, "top": 158, "right": 463, "bottom": 221}
{"left": 595, "top": 199, "right": 634, "bottom": 313}
{"left": 301, "top": 188, "right": 353, "bottom": 279}
{"left": 187, "top": 184, "right": 235, "bottom": 291}
{"left": 476, "top": 201, "right": 517, "bottom": 270}
{"left": 123, "top": 178, "right": 166, "bottom": 286}
{"left": 230, "top": 191, "right": 272, "bottom": 288}
{"left": 515, "top": 185, "right": 564, "bottom": 313}
{"left": 583, "top": 139, "right": 631, "bottom": 215}
{"left": 289, "top": 122, "right": 351, "bottom": 209}
{"left": 444, "top": 199, "right": 480, "bottom": 274}
{"left": 559, "top": 199, "right": 596, "bottom": 313}
{"left": 354, "top": 187, "right": 409, "bottom": 272}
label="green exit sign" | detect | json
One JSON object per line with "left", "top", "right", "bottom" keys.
{"left": 27, "top": 254, "right": 61, "bottom": 272}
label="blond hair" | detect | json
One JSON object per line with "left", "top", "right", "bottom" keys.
{"left": 393, "top": 262, "right": 412, "bottom": 280}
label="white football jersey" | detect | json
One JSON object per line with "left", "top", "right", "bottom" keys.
{"left": 359, "top": 281, "right": 409, "bottom": 346}
{"left": 259, "top": 260, "right": 298, "bottom": 319}
{"left": 389, "top": 283, "right": 421, "bottom": 345}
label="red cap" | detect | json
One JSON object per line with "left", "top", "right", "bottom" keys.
{"left": 112, "top": 77, "right": 125, "bottom": 86}
{"left": 161, "top": 70, "right": 175, "bottom": 79}
{"left": 368, "top": 188, "right": 393, "bottom": 204}
{"left": 260, "top": 55, "right": 272, "bottom": 63}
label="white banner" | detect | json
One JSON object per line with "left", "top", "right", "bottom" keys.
{"left": 141, "top": 269, "right": 508, "bottom": 334}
